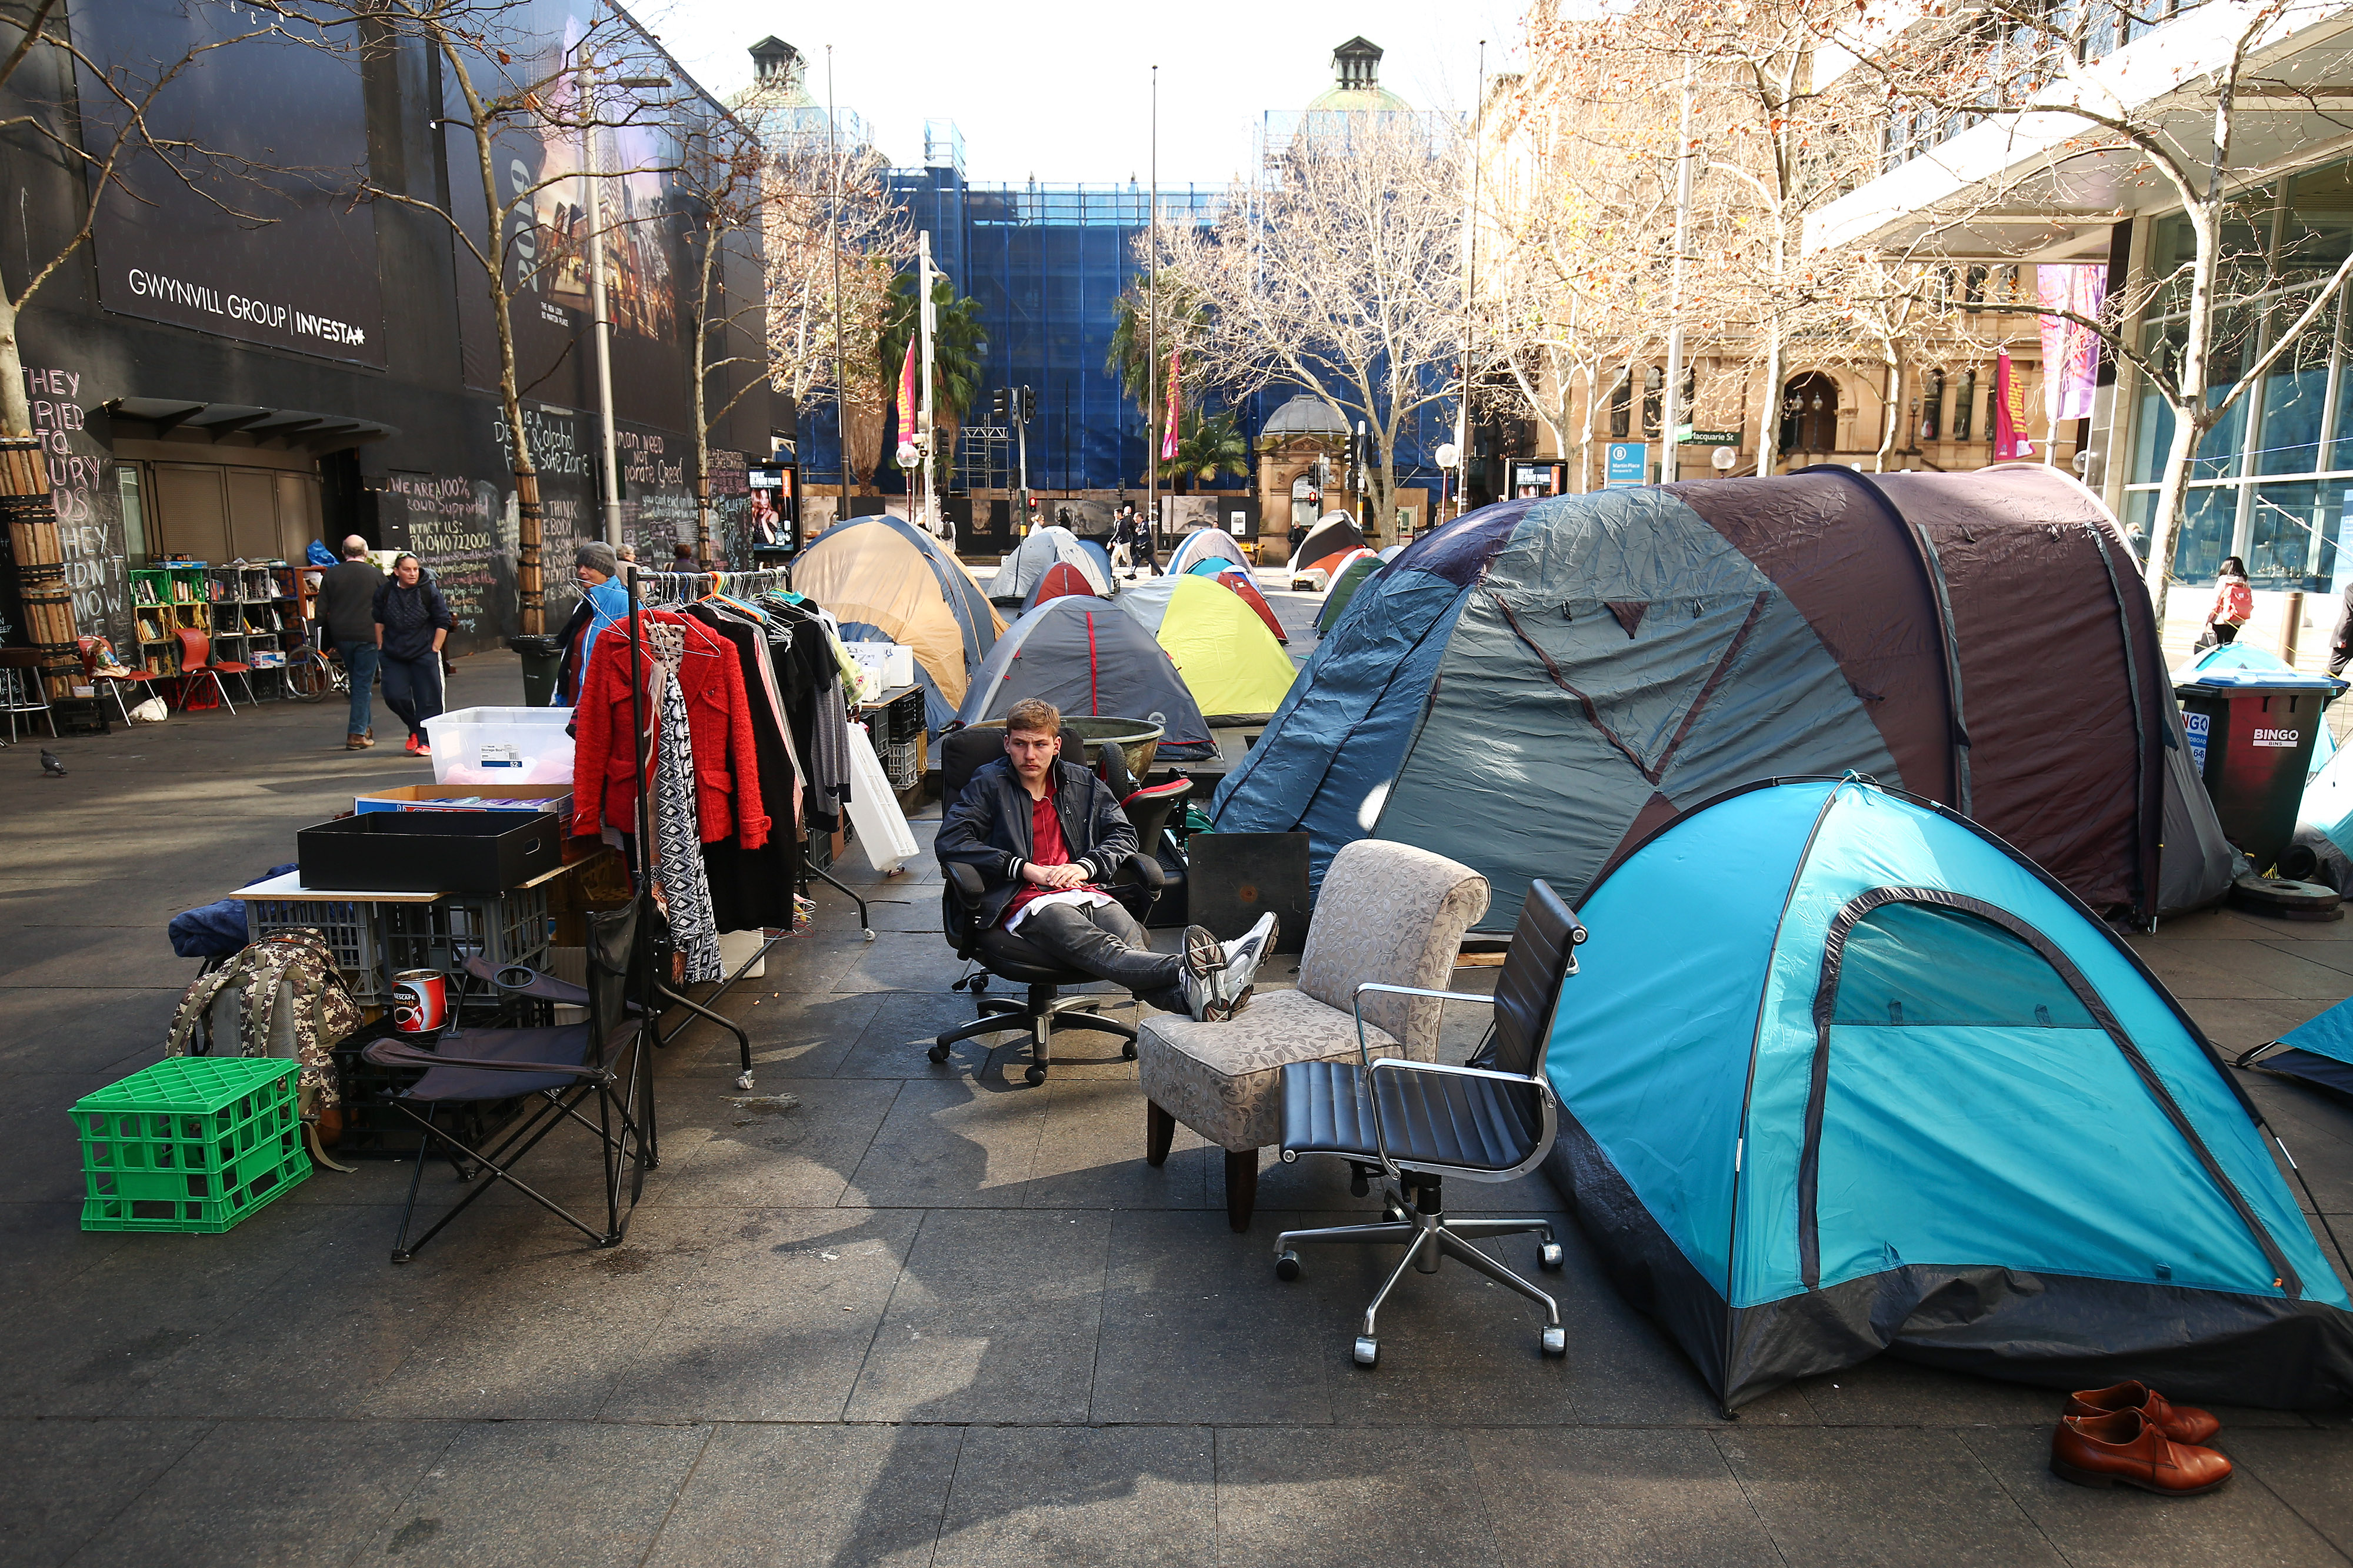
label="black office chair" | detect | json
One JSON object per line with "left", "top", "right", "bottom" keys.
{"left": 1272, "top": 879, "right": 1585, "bottom": 1366}
{"left": 356, "top": 903, "right": 655, "bottom": 1262}
{"left": 931, "top": 725, "right": 1166, "bottom": 1085}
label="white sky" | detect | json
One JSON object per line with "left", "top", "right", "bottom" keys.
{"left": 634, "top": 1, "right": 1532, "bottom": 186}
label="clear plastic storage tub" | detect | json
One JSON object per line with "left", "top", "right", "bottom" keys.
{"left": 422, "top": 706, "right": 576, "bottom": 786}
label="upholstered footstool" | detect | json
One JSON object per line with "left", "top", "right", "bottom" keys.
{"left": 1136, "top": 839, "right": 1490, "bottom": 1230}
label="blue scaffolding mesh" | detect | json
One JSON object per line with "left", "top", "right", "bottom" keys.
{"left": 796, "top": 122, "right": 1454, "bottom": 503}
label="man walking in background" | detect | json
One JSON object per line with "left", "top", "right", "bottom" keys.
{"left": 315, "top": 535, "right": 384, "bottom": 750}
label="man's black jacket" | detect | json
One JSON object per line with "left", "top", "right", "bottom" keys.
{"left": 935, "top": 755, "right": 1139, "bottom": 928}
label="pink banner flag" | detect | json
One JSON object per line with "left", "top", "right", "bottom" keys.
{"left": 2036, "top": 263, "right": 2106, "bottom": 427}
{"left": 1994, "top": 349, "right": 2034, "bottom": 461}
{"left": 1161, "top": 347, "right": 1182, "bottom": 462}
{"left": 895, "top": 335, "right": 919, "bottom": 456}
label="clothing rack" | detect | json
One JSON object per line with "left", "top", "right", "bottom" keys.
{"left": 631, "top": 566, "right": 793, "bottom": 608}
{"left": 616, "top": 568, "right": 874, "bottom": 1089}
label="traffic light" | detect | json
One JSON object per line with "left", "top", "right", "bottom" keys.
{"left": 1020, "top": 386, "right": 1035, "bottom": 422}
{"left": 991, "top": 388, "right": 1009, "bottom": 423}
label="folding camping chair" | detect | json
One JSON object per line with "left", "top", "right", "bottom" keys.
{"left": 357, "top": 903, "right": 655, "bottom": 1262}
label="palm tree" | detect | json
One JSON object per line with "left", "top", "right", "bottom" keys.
{"left": 879, "top": 271, "right": 986, "bottom": 471}
{"left": 1158, "top": 409, "right": 1248, "bottom": 493}
{"left": 1108, "top": 272, "right": 1206, "bottom": 457}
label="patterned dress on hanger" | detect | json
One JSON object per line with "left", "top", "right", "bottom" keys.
{"left": 646, "top": 625, "right": 724, "bottom": 983}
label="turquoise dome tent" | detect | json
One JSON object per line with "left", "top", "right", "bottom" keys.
{"left": 1549, "top": 777, "right": 2353, "bottom": 1410}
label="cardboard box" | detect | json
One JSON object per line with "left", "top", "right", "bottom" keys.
{"left": 355, "top": 785, "right": 575, "bottom": 818}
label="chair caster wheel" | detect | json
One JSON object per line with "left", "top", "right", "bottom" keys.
{"left": 1353, "top": 1335, "right": 1378, "bottom": 1367}
{"left": 1122, "top": 1041, "right": 1138, "bottom": 1060}
{"left": 1024, "top": 1063, "right": 1048, "bottom": 1085}
{"left": 735, "top": 1073, "right": 755, "bottom": 1091}
{"left": 971, "top": 976, "right": 988, "bottom": 993}
{"left": 1275, "top": 1249, "right": 1301, "bottom": 1281}
{"left": 1541, "top": 1325, "right": 1567, "bottom": 1357}
{"left": 1539, "top": 1242, "right": 1564, "bottom": 1270}
{"left": 928, "top": 1043, "right": 951, "bottom": 1064}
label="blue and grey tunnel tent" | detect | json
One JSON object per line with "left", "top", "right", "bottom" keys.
{"left": 1551, "top": 778, "right": 2353, "bottom": 1410}
{"left": 1213, "top": 466, "right": 2233, "bottom": 931}
{"left": 953, "top": 594, "right": 1217, "bottom": 761}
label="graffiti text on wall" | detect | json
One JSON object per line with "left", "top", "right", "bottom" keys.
{"left": 23, "top": 368, "right": 130, "bottom": 645}
{"left": 391, "top": 472, "right": 502, "bottom": 637}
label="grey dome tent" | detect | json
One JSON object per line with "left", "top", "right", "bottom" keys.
{"left": 1213, "top": 465, "right": 2233, "bottom": 930}
{"left": 952, "top": 593, "right": 1217, "bottom": 761}
{"left": 994, "top": 526, "right": 1109, "bottom": 605}
{"left": 1549, "top": 777, "right": 2353, "bottom": 1411}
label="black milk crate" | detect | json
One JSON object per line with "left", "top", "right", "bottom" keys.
{"left": 884, "top": 689, "right": 924, "bottom": 745}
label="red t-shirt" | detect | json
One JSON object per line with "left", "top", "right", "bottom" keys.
{"left": 1002, "top": 790, "right": 1105, "bottom": 926}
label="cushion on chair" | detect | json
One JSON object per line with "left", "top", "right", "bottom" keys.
{"left": 972, "top": 924, "right": 1098, "bottom": 985}
{"left": 1281, "top": 1059, "right": 1545, "bottom": 1173}
{"left": 1135, "top": 987, "right": 1398, "bottom": 1153}
{"left": 1294, "top": 840, "right": 1489, "bottom": 1060}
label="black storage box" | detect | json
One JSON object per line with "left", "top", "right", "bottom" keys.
{"left": 297, "top": 810, "right": 562, "bottom": 895}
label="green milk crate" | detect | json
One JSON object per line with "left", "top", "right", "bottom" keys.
{"left": 73, "top": 1057, "right": 309, "bottom": 1233}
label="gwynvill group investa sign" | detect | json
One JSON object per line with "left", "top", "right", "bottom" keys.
{"left": 71, "top": 1, "right": 386, "bottom": 369}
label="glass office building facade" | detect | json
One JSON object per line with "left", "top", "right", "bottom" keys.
{"left": 2126, "top": 158, "right": 2353, "bottom": 592}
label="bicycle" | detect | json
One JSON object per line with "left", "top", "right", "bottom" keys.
{"left": 284, "top": 641, "right": 348, "bottom": 703}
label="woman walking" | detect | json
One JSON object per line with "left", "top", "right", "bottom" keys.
{"left": 374, "top": 553, "right": 456, "bottom": 756}
{"left": 2204, "top": 555, "right": 2255, "bottom": 647}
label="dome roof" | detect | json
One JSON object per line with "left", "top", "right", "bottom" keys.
{"left": 1262, "top": 394, "right": 1348, "bottom": 438}
{"left": 1305, "top": 84, "right": 1414, "bottom": 114}
{"left": 1307, "top": 35, "right": 1411, "bottom": 114}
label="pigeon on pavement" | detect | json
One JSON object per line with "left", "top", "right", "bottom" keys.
{"left": 39, "top": 748, "right": 65, "bottom": 776}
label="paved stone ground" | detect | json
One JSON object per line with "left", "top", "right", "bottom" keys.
{"left": 4, "top": 611, "right": 2352, "bottom": 1566}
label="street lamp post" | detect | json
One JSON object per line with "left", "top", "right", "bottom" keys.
{"left": 1660, "top": 56, "right": 1696, "bottom": 485}
{"left": 583, "top": 52, "right": 624, "bottom": 549}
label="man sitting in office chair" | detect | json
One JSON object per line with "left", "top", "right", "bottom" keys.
{"left": 937, "top": 698, "right": 1275, "bottom": 1021}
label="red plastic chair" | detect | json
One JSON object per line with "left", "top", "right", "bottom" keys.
{"left": 174, "top": 628, "right": 255, "bottom": 713}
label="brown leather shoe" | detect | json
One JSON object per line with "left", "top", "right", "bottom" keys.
{"left": 2052, "top": 1409, "right": 2232, "bottom": 1496}
{"left": 346, "top": 733, "right": 374, "bottom": 750}
{"left": 2065, "top": 1380, "right": 2221, "bottom": 1444}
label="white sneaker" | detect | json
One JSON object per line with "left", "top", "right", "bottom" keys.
{"left": 1217, "top": 914, "right": 1278, "bottom": 1015}
{"left": 1181, "top": 924, "right": 1231, "bottom": 1022}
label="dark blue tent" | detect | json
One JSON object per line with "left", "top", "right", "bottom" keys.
{"left": 2247, "top": 999, "right": 2353, "bottom": 1102}
{"left": 1549, "top": 778, "right": 2353, "bottom": 1410}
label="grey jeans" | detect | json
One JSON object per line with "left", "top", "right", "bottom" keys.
{"left": 1017, "top": 899, "right": 1184, "bottom": 1012}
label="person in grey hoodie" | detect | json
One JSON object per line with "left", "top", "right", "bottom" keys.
{"left": 373, "top": 553, "right": 456, "bottom": 756}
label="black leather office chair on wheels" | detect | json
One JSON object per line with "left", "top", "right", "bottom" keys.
{"left": 1272, "top": 879, "right": 1585, "bottom": 1366}
{"left": 932, "top": 725, "right": 1168, "bottom": 1085}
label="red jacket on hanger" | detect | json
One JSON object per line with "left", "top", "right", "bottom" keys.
{"left": 571, "top": 608, "right": 770, "bottom": 849}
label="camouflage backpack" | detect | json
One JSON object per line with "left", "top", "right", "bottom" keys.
{"left": 164, "top": 930, "right": 361, "bottom": 1109}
